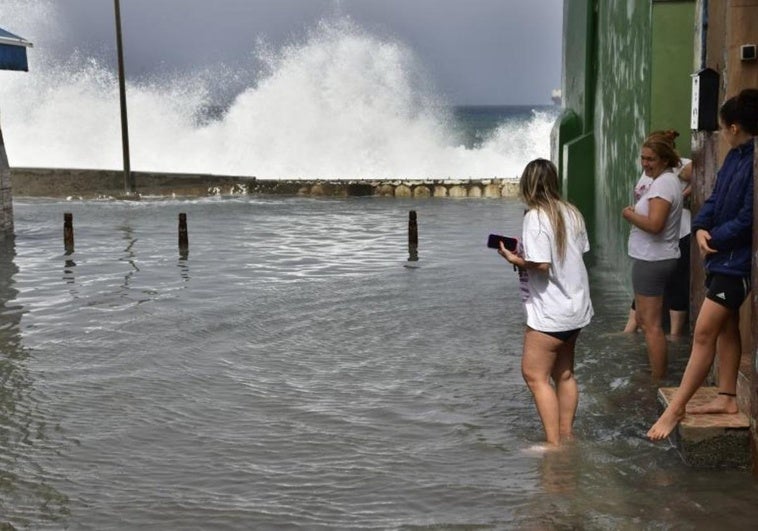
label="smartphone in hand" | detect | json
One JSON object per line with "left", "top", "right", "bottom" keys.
{"left": 487, "top": 234, "right": 518, "bottom": 252}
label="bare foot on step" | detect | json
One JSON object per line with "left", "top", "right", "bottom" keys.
{"left": 687, "top": 394, "right": 738, "bottom": 415}
{"left": 647, "top": 409, "right": 685, "bottom": 441}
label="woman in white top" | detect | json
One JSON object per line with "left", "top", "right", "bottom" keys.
{"left": 622, "top": 134, "right": 683, "bottom": 380}
{"left": 499, "top": 158, "right": 593, "bottom": 447}
{"left": 622, "top": 131, "right": 692, "bottom": 336}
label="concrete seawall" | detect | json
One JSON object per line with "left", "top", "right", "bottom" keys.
{"left": 10, "top": 168, "right": 520, "bottom": 199}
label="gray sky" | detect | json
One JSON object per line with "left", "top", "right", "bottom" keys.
{"left": 55, "top": 0, "right": 563, "bottom": 105}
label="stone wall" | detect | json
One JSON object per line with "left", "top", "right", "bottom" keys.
{"left": 10, "top": 167, "right": 520, "bottom": 199}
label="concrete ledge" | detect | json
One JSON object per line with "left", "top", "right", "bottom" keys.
{"left": 658, "top": 387, "right": 750, "bottom": 468}
{"left": 10, "top": 167, "right": 520, "bottom": 199}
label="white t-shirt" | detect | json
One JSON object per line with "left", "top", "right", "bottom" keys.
{"left": 627, "top": 169, "right": 683, "bottom": 261}
{"left": 631, "top": 159, "right": 691, "bottom": 240}
{"left": 521, "top": 205, "right": 594, "bottom": 332}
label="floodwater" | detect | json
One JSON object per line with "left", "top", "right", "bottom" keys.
{"left": 1, "top": 196, "right": 757, "bottom": 529}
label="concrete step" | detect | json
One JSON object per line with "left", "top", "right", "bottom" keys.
{"left": 657, "top": 386, "right": 750, "bottom": 468}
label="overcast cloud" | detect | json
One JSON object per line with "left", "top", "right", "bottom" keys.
{"left": 47, "top": 0, "right": 563, "bottom": 105}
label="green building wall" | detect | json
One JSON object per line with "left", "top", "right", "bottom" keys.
{"left": 650, "top": 2, "right": 696, "bottom": 157}
{"left": 553, "top": 0, "right": 695, "bottom": 286}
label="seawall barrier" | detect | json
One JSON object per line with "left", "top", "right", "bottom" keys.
{"left": 9, "top": 168, "right": 519, "bottom": 199}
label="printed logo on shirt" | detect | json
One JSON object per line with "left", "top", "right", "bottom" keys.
{"left": 716, "top": 292, "right": 726, "bottom": 300}
{"left": 634, "top": 183, "right": 651, "bottom": 203}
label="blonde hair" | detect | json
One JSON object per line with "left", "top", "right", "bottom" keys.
{"left": 518, "top": 158, "right": 585, "bottom": 262}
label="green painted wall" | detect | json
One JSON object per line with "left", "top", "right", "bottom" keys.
{"left": 593, "top": 0, "right": 652, "bottom": 279}
{"left": 561, "top": 0, "right": 595, "bottom": 129}
{"left": 562, "top": 132, "right": 595, "bottom": 232}
{"left": 551, "top": 0, "right": 596, "bottom": 233}
{"left": 555, "top": 0, "right": 696, "bottom": 288}
{"left": 650, "top": 1, "right": 696, "bottom": 157}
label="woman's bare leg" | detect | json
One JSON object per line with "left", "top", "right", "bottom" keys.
{"left": 687, "top": 312, "right": 741, "bottom": 414}
{"left": 623, "top": 308, "right": 639, "bottom": 334}
{"left": 552, "top": 333, "right": 579, "bottom": 441}
{"left": 669, "top": 310, "right": 689, "bottom": 338}
{"left": 635, "top": 294, "right": 667, "bottom": 380}
{"left": 647, "top": 299, "right": 734, "bottom": 440}
{"left": 521, "top": 328, "right": 563, "bottom": 445}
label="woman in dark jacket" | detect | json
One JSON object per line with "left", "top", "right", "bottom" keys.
{"left": 648, "top": 88, "right": 757, "bottom": 441}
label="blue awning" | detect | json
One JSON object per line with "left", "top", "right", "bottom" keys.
{"left": 0, "top": 27, "right": 32, "bottom": 72}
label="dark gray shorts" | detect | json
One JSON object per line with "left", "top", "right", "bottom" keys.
{"left": 632, "top": 258, "right": 678, "bottom": 297}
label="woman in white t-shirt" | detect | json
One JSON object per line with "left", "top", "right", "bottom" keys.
{"left": 622, "top": 148, "right": 692, "bottom": 336}
{"left": 622, "top": 134, "right": 683, "bottom": 380}
{"left": 499, "top": 158, "right": 593, "bottom": 447}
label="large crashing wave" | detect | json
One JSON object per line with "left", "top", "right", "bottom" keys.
{"left": 0, "top": 0, "right": 556, "bottom": 180}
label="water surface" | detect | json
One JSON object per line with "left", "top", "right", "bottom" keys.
{"left": 1, "top": 197, "right": 757, "bottom": 529}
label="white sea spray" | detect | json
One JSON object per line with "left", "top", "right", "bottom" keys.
{"left": 0, "top": 1, "right": 556, "bottom": 179}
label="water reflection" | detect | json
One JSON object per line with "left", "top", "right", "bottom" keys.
{"left": 63, "top": 252, "right": 76, "bottom": 285}
{"left": 538, "top": 445, "right": 579, "bottom": 495}
{"left": 177, "top": 256, "right": 190, "bottom": 282}
{"left": 118, "top": 223, "right": 139, "bottom": 290}
{"left": 0, "top": 236, "right": 70, "bottom": 524}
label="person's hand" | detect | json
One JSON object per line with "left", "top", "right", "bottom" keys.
{"left": 498, "top": 241, "right": 519, "bottom": 266}
{"left": 679, "top": 161, "right": 693, "bottom": 182}
{"left": 695, "top": 229, "right": 717, "bottom": 256}
{"left": 622, "top": 206, "right": 634, "bottom": 221}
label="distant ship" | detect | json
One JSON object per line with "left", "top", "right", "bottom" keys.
{"left": 551, "top": 88, "right": 562, "bottom": 106}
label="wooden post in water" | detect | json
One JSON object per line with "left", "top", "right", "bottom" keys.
{"left": 178, "top": 213, "right": 189, "bottom": 256}
{"left": 63, "top": 212, "right": 74, "bottom": 253}
{"left": 407, "top": 210, "right": 418, "bottom": 263}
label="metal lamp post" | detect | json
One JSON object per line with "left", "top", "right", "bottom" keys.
{"left": 114, "top": 0, "right": 134, "bottom": 195}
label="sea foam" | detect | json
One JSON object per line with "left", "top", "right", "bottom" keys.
{"left": 0, "top": 0, "right": 556, "bottom": 180}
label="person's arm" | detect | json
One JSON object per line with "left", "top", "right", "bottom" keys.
{"left": 707, "top": 170, "right": 754, "bottom": 251}
{"left": 681, "top": 183, "right": 692, "bottom": 199}
{"left": 498, "top": 244, "right": 549, "bottom": 272}
{"left": 678, "top": 161, "right": 692, "bottom": 182}
{"left": 499, "top": 209, "right": 551, "bottom": 273}
{"left": 622, "top": 197, "right": 672, "bottom": 234}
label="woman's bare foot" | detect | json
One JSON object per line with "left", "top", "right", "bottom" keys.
{"left": 647, "top": 408, "right": 685, "bottom": 441}
{"left": 687, "top": 394, "right": 738, "bottom": 414}
{"left": 522, "top": 442, "right": 562, "bottom": 455}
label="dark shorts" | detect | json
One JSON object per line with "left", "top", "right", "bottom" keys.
{"left": 537, "top": 328, "right": 582, "bottom": 342}
{"left": 665, "top": 235, "right": 691, "bottom": 312}
{"left": 632, "top": 258, "right": 678, "bottom": 297}
{"left": 705, "top": 273, "right": 751, "bottom": 310}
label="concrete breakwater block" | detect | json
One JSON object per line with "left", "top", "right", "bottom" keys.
{"left": 657, "top": 387, "right": 750, "bottom": 468}
{"left": 9, "top": 168, "right": 521, "bottom": 199}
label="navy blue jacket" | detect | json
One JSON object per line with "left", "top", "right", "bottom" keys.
{"left": 691, "top": 139, "right": 754, "bottom": 277}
